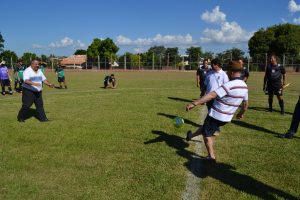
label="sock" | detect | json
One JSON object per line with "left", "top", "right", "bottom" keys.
{"left": 268, "top": 98, "right": 273, "bottom": 111}
{"left": 279, "top": 99, "right": 284, "bottom": 113}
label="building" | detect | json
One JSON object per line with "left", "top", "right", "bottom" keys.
{"left": 60, "top": 55, "right": 87, "bottom": 69}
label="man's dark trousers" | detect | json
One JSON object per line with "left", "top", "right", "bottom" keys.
{"left": 17, "top": 88, "right": 47, "bottom": 121}
{"left": 289, "top": 96, "right": 300, "bottom": 134}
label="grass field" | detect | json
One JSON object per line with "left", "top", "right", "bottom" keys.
{"left": 0, "top": 70, "right": 299, "bottom": 200}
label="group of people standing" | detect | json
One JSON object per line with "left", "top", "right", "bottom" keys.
{"left": 187, "top": 55, "right": 298, "bottom": 162}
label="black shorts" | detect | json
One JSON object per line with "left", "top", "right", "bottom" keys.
{"left": 58, "top": 77, "right": 65, "bottom": 82}
{"left": 202, "top": 116, "right": 227, "bottom": 137}
{"left": 267, "top": 84, "right": 283, "bottom": 96}
{"left": 0, "top": 79, "right": 11, "bottom": 87}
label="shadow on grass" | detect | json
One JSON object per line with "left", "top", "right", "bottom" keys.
{"left": 199, "top": 160, "right": 299, "bottom": 200}
{"left": 144, "top": 130, "right": 298, "bottom": 200}
{"left": 248, "top": 106, "right": 293, "bottom": 115}
{"left": 231, "top": 120, "right": 300, "bottom": 139}
{"left": 168, "top": 97, "right": 194, "bottom": 103}
{"left": 157, "top": 113, "right": 200, "bottom": 127}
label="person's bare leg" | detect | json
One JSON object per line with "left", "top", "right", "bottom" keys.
{"left": 203, "top": 135, "right": 215, "bottom": 159}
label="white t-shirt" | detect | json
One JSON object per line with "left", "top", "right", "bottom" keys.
{"left": 205, "top": 69, "right": 229, "bottom": 93}
{"left": 22, "top": 67, "right": 46, "bottom": 92}
{"left": 209, "top": 79, "right": 248, "bottom": 122}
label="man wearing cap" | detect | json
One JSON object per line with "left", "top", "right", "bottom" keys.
{"left": 17, "top": 59, "right": 54, "bottom": 122}
{"left": 185, "top": 61, "right": 248, "bottom": 162}
{"left": 0, "top": 61, "right": 13, "bottom": 95}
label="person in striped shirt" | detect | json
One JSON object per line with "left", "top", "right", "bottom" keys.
{"left": 186, "top": 61, "right": 248, "bottom": 162}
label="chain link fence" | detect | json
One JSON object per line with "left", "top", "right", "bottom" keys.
{"left": 2, "top": 53, "right": 300, "bottom": 72}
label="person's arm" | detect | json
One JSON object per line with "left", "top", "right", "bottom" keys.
{"left": 43, "top": 80, "right": 54, "bottom": 88}
{"left": 186, "top": 91, "right": 217, "bottom": 111}
{"left": 263, "top": 70, "right": 267, "bottom": 91}
{"left": 24, "top": 80, "right": 41, "bottom": 87}
{"left": 236, "top": 100, "right": 248, "bottom": 119}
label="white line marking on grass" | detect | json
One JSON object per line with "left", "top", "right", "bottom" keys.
{"left": 182, "top": 106, "right": 207, "bottom": 200}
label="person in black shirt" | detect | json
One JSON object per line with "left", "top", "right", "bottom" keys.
{"left": 104, "top": 74, "right": 116, "bottom": 89}
{"left": 263, "top": 54, "right": 286, "bottom": 115}
{"left": 196, "top": 59, "right": 209, "bottom": 97}
{"left": 239, "top": 59, "right": 249, "bottom": 82}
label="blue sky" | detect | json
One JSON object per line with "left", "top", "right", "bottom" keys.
{"left": 1, "top": 0, "right": 300, "bottom": 56}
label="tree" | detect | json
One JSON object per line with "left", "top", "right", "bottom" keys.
{"left": 148, "top": 46, "right": 166, "bottom": 56}
{"left": 21, "top": 52, "right": 37, "bottom": 65}
{"left": 216, "top": 48, "right": 245, "bottom": 63}
{"left": 0, "top": 32, "right": 4, "bottom": 53}
{"left": 248, "top": 23, "right": 300, "bottom": 57}
{"left": 87, "top": 38, "right": 119, "bottom": 63}
{"left": 202, "top": 51, "right": 214, "bottom": 60}
{"left": 0, "top": 50, "right": 18, "bottom": 67}
{"left": 74, "top": 49, "right": 87, "bottom": 55}
{"left": 186, "top": 46, "right": 203, "bottom": 69}
{"left": 165, "top": 47, "right": 179, "bottom": 66}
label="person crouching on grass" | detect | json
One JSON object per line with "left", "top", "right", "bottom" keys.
{"left": 186, "top": 61, "right": 249, "bottom": 162}
{"left": 104, "top": 74, "right": 116, "bottom": 89}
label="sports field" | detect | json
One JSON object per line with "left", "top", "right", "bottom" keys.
{"left": 0, "top": 70, "right": 299, "bottom": 200}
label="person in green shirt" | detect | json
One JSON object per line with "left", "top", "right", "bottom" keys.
{"left": 13, "top": 60, "right": 21, "bottom": 91}
{"left": 39, "top": 62, "right": 47, "bottom": 75}
{"left": 55, "top": 65, "right": 67, "bottom": 89}
{"left": 17, "top": 63, "right": 26, "bottom": 92}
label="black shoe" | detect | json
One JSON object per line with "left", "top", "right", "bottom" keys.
{"left": 18, "top": 118, "right": 25, "bottom": 123}
{"left": 186, "top": 130, "right": 193, "bottom": 141}
{"left": 40, "top": 119, "right": 50, "bottom": 122}
{"left": 281, "top": 110, "right": 285, "bottom": 115}
{"left": 268, "top": 108, "right": 273, "bottom": 112}
{"left": 280, "top": 132, "right": 294, "bottom": 139}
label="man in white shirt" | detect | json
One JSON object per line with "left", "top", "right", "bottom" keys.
{"left": 204, "top": 58, "right": 229, "bottom": 111}
{"left": 17, "top": 59, "right": 54, "bottom": 122}
{"left": 185, "top": 61, "right": 248, "bottom": 162}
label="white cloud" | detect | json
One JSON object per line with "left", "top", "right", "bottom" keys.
{"left": 281, "top": 18, "right": 288, "bottom": 23}
{"left": 116, "top": 34, "right": 193, "bottom": 46}
{"left": 200, "top": 6, "right": 254, "bottom": 44}
{"left": 201, "top": 6, "right": 226, "bottom": 24}
{"left": 32, "top": 44, "right": 44, "bottom": 49}
{"left": 49, "top": 37, "right": 86, "bottom": 48}
{"left": 288, "top": 0, "right": 300, "bottom": 13}
{"left": 293, "top": 17, "right": 300, "bottom": 24}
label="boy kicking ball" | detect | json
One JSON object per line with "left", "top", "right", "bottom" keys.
{"left": 186, "top": 61, "right": 248, "bottom": 162}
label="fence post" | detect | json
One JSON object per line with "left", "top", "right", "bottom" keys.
{"left": 152, "top": 53, "right": 154, "bottom": 70}
{"left": 283, "top": 54, "right": 286, "bottom": 66}
{"left": 265, "top": 53, "right": 268, "bottom": 71}
{"left": 247, "top": 56, "right": 250, "bottom": 72}
{"left": 98, "top": 55, "right": 100, "bottom": 70}
{"left": 138, "top": 54, "right": 141, "bottom": 70}
{"left": 160, "top": 54, "right": 162, "bottom": 70}
{"left": 124, "top": 52, "right": 127, "bottom": 70}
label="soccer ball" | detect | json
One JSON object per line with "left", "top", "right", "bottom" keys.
{"left": 173, "top": 117, "right": 184, "bottom": 128}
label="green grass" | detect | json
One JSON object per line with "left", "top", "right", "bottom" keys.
{"left": 0, "top": 70, "right": 299, "bottom": 199}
